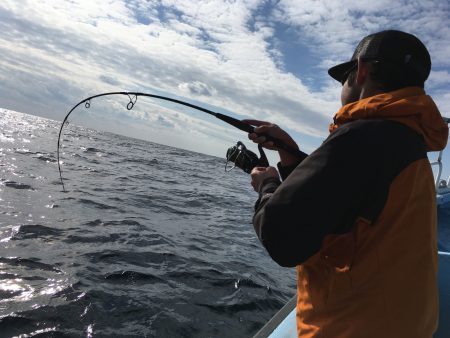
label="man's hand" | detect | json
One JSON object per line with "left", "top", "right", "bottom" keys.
{"left": 243, "top": 119, "right": 300, "bottom": 166}
{"left": 250, "top": 166, "right": 279, "bottom": 192}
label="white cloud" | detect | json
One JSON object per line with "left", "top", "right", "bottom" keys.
{"left": 178, "top": 81, "right": 217, "bottom": 96}
{"left": 275, "top": 0, "right": 450, "bottom": 67}
{"left": 0, "top": 1, "right": 332, "bottom": 144}
{"left": 0, "top": 0, "right": 448, "bottom": 159}
{"left": 428, "top": 70, "right": 450, "bottom": 89}
{"left": 434, "top": 92, "right": 450, "bottom": 118}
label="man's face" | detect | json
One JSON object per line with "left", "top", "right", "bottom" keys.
{"left": 340, "top": 70, "right": 361, "bottom": 106}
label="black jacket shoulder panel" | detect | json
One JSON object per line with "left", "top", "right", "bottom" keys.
{"left": 254, "top": 119, "right": 427, "bottom": 267}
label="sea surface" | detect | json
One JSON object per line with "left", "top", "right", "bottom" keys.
{"left": 0, "top": 109, "right": 296, "bottom": 337}
{"left": 2, "top": 109, "right": 450, "bottom": 338}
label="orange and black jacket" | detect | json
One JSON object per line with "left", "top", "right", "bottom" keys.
{"left": 253, "top": 87, "right": 448, "bottom": 338}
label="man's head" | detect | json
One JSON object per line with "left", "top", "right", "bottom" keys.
{"left": 328, "top": 30, "right": 431, "bottom": 104}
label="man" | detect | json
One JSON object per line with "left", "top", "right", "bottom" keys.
{"left": 246, "top": 30, "right": 448, "bottom": 337}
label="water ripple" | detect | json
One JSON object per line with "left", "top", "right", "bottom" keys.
{"left": 4, "top": 181, "right": 34, "bottom": 190}
{"left": 0, "top": 109, "right": 298, "bottom": 337}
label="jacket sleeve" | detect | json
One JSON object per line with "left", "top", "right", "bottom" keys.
{"left": 252, "top": 121, "right": 385, "bottom": 267}
{"left": 276, "top": 149, "right": 308, "bottom": 181}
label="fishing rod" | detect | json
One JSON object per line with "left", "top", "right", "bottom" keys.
{"left": 57, "top": 91, "right": 305, "bottom": 191}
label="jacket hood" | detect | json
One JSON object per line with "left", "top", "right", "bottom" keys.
{"left": 329, "top": 87, "right": 448, "bottom": 151}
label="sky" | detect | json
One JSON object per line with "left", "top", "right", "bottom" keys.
{"left": 1, "top": 0, "right": 450, "bottom": 179}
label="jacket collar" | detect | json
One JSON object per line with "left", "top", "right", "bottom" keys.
{"left": 329, "top": 87, "right": 448, "bottom": 151}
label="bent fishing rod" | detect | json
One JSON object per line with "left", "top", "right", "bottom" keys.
{"left": 57, "top": 91, "right": 304, "bottom": 191}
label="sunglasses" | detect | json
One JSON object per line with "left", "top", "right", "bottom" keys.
{"left": 339, "top": 58, "right": 382, "bottom": 85}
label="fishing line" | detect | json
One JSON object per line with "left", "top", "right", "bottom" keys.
{"left": 57, "top": 91, "right": 304, "bottom": 191}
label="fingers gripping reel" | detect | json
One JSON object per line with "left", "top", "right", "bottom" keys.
{"left": 225, "top": 141, "right": 269, "bottom": 173}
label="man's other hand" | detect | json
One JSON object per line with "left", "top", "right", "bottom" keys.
{"left": 250, "top": 166, "right": 279, "bottom": 192}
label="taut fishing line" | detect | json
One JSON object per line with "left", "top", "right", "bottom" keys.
{"left": 57, "top": 91, "right": 303, "bottom": 191}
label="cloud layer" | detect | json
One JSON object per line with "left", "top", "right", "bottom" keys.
{"left": 0, "top": 0, "right": 449, "bottom": 158}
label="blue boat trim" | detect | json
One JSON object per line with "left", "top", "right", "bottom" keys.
{"left": 253, "top": 295, "right": 296, "bottom": 338}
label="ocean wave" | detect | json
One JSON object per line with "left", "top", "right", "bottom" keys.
{"left": 0, "top": 110, "right": 298, "bottom": 337}
{"left": 103, "top": 270, "right": 166, "bottom": 284}
{"left": 11, "top": 224, "right": 63, "bottom": 240}
{"left": 4, "top": 181, "right": 34, "bottom": 190}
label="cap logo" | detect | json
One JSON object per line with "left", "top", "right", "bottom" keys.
{"left": 404, "top": 54, "right": 412, "bottom": 64}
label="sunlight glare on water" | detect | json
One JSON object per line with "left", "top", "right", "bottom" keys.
{"left": 0, "top": 108, "right": 296, "bottom": 337}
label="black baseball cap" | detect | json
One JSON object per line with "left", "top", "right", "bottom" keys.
{"left": 328, "top": 30, "right": 431, "bottom": 84}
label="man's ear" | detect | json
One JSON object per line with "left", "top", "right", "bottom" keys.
{"left": 356, "top": 57, "right": 369, "bottom": 86}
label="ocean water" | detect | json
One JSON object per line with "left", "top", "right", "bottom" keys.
{"left": 2, "top": 108, "right": 450, "bottom": 338}
{"left": 0, "top": 109, "right": 296, "bottom": 337}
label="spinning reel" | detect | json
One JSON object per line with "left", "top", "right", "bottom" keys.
{"left": 225, "top": 141, "right": 269, "bottom": 173}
